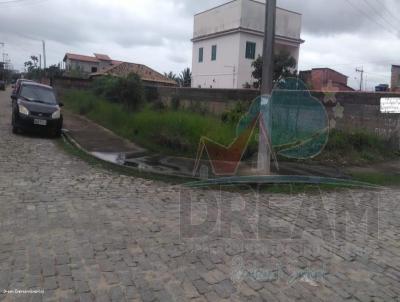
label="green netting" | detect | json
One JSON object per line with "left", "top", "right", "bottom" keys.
{"left": 237, "top": 77, "right": 329, "bottom": 159}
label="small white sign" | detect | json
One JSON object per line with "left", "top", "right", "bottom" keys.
{"left": 381, "top": 98, "right": 400, "bottom": 113}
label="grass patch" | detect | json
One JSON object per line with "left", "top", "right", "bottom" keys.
{"left": 318, "top": 130, "right": 399, "bottom": 165}
{"left": 351, "top": 172, "right": 400, "bottom": 186}
{"left": 62, "top": 89, "right": 399, "bottom": 166}
{"left": 62, "top": 89, "right": 237, "bottom": 157}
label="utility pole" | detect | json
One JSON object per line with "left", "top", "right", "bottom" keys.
{"left": 42, "top": 40, "right": 47, "bottom": 69}
{"left": 356, "top": 67, "right": 364, "bottom": 91}
{"left": 257, "top": 0, "right": 276, "bottom": 175}
{"left": 0, "top": 42, "right": 4, "bottom": 64}
{"left": 39, "top": 54, "right": 42, "bottom": 69}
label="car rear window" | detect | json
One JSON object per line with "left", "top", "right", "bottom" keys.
{"left": 20, "top": 85, "right": 57, "bottom": 105}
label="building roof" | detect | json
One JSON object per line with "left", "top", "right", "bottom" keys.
{"left": 392, "top": 65, "right": 400, "bottom": 68}
{"left": 63, "top": 53, "right": 100, "bottom": 63}
{"left": 94, "top": 53, "right": 111, "bottom": 61}
{"left": 195, "top": 0, "right": 301, "bottom": 17}
{"left": 306, "top": 67, "right": 349, "bottom": 79}
{"left": 92, "top": 62, "right": 177, "bottom": 85}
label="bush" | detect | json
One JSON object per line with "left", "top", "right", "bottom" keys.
{"left": 91, "top": 73, "right": 145, "bottom": 110}
{"left": 171, "top": 95, "right": 180, "bottom": 111}
{"left": 151, "top": 100, "right": 166, "bottom": 111}
{"left": 144, "top": 86, "right": 159, "bottom": 102}
{"left": 221, "top": 101, "right": 250, "bottom": 124}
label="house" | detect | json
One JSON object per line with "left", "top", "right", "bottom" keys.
{"left": 191, "top": 0, "right": 304, "bottom": 89}
{"left": 299, "top": 68, "right": 355, "bottom": 91}
{"left": 63, "top": 53, "right": 116, "bottom": 74}
{"left": 391, "top": 65, "right": 400, "bottom": 92}
{"left": 91, "top": 62, "right": 177, "bottom": 86}
{"left": 63, "top": 53, "right": 176, "bottom": 86}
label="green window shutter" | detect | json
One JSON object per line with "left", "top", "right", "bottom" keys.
{"left": 245, "top": 42, "right": 256, "bottom": 59}
{"left": 211, "top": 45, "right": 217, "bottom": 61}
{"left": 198, "top": 48, "right": 203, "bottom": 63}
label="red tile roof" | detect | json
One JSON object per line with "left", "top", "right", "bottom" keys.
{"left": 94, "top": 62, "right": 177, "bottom": 85}
{"left": 64, "top": 53, "right": 100, "bottom": 63}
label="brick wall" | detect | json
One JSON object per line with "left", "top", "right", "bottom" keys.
{"left": 391, "top": 65, "right": 400, "bottom": 92}
{"left": 155, "top": 86, "right": 260, "bottom": 114}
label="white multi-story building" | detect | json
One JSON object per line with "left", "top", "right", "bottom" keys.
{"left": 191, "top": 0, "right": 303, "bottom": 89}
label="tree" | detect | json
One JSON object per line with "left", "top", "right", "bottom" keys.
{"left": 164, "top": 71, "right": 178, "bottom": 83}
{"left": 178, "top": 68, "right": 191, "bottom": 87}
{"left": 30, "top": 56, "right": 39, "bottom": 69}
{"left": 24, "top": 61, "right": 33, "bottom": 72}
{"left": 251, "top": 51, "right": 297, "bottom": 87}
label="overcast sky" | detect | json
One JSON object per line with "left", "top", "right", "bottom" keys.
{"left": 1, "top": 0, "right": 400, "bottom": 90}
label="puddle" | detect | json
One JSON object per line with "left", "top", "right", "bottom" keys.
{"left": 91, "top": 152, "right": 126, "bottom": 165}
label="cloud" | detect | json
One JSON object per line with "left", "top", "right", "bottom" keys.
{"left": 0, "top": 0, "right": 399, "bottom": 89}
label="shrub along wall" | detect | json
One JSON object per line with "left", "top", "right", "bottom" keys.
{"left": 153, "top": 87, "right": 400, "bottom": 149}
{"left": 52, "top": 76, "right": 400, "bottom": 149}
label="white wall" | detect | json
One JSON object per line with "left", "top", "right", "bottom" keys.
{"left": 66, "top": 59, "right": 99, "bottom": 73}
{"left": 194, "top": 0, "right": 302, "bottom": 40}
{"left": 237, "top": 32, "right": 263, "bottom": 87}
{"left": 193, "top": 1, "right": 242, "bottom": 39}
{"left": 241, "top": 0, "right": 302, "bottom": 40}
{"left": 192, "top": 33, "right": 241, "bottom": 89}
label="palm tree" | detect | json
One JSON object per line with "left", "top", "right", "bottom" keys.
{"left": 164, "top": 71, "right": 178, "bottom": 82}
{"left": 178, "top": 68, "right": 192, "bottom": 87}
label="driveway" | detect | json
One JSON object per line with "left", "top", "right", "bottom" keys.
{"left": 0, "top": 87, "right": 399, "bottom": 302}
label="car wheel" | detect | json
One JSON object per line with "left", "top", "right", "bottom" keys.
{"left": 11, "top": 115, "right": 19, "bottom": 134}
{"left": 53, "top": 127, "right": 62, "bottom": 138}
{"left": 12, "top": 124, "right": 19, "bottom": 134}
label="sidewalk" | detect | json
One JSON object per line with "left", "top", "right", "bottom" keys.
{"left": 63, "top": 110, "right": 146, "bottom": 155}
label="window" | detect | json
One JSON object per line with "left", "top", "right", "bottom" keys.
{"left": 245, "top": 42, "right": 256, "bottom": 59}
{"left": 198, "top": 48, "right": 203, "bottom": 63}
{"left": 91, "top": 67, "right": 98, "bottom": 73}
{"left": 211, "top": 45, "right": 217, "bottom": 61}
{"left": 20, "top": 85, "right": 57, "bottom": 105}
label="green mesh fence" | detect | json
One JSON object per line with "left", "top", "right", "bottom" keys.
{"left": 238, "top": 77, "right": 329, "bottom": 160}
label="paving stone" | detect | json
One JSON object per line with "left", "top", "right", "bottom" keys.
{"left": 103, "top": 272, "right": 119, "bottom": 285}
{"left": 58, "top": 276, "right": 74, "bottom": 290}
{"left": 193, "top": 279, "right": 210, "bottom": 295}
{"left": 110, "top": 286, "right": 126, "bottom": 302}
{"left": 74, "top": 281, "right": 91, "bottom": 293}
{"left": 43, "top": 277, "right": 58, "bottom": 290}
{"left": 202, "top": 269, "right": 226, "bottom": 285}
{"left": 214, "top": 279, "right": 235, "bottom": 298}
{"left": 79, "top": 293, "right": 94, "bottom": 302}
{"left": 183, "top": 280, "right": 200, "bottom": 298}
{"left": 57, "top": 265, "right": 72, "bottom": 276}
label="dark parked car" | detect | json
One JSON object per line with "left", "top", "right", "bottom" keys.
{"left": 0, "top": 80, "right": 5, "bottom": 91}
{"left": 11, "top": 82, "right": 63, "bottom": 137}
{"left": 12, "top": 79, "right": 34, "bottom": 95}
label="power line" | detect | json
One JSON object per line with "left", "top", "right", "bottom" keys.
{"left": 0, "top": 0, "right": 49, "bottom": 7}
{"left": 361, "top": 0, "right": 400, "bottom": 32}
{"left": 344, "top": 0, "right": 397, "bottom": 36}
{"left": 375, "top": 0, "right": 400, "bottom": 26}
{"left": 0, "top": 0, "right": 35, "bottom": 4}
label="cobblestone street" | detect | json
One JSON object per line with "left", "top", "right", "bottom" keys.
{"left": 0, "top": 87, "right": 400, "bottom": 302}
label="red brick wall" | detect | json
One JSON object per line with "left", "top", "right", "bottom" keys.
{"left": 311, "top": 69, "right": 349, "bottom": 90}
{"left": 391, "top": 66, "right": 400, "bottom": 92}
